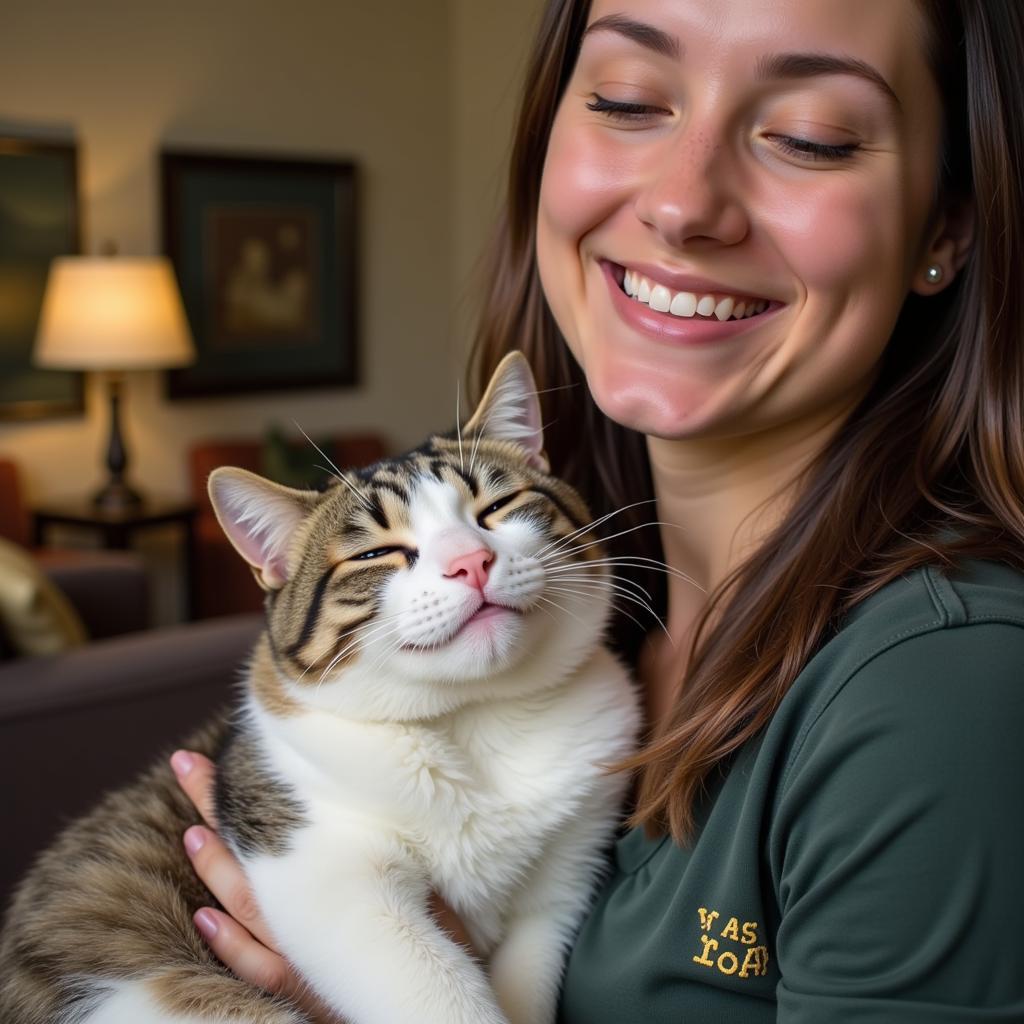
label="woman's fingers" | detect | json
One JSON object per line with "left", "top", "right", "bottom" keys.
{"left": 192, "top": 907, "right": 344, "bottom": 1023}
{"left": 192, "top": 906, "right": 292, "bottom": 994}
{"left": 182, "top": 824, "right": 280, "bottom": 953}
{"left": 170, "top": 749, "right": 219, "bottom": 829}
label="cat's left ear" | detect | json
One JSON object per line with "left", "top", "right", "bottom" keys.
{"left": 208, "top": 467, "right": 319, "bottom": 590}
{"left": 464, "top": 351, "right": 548, "bottom": 471}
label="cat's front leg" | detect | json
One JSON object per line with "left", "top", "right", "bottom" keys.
{"left": 489, "top": 788, "right": 627, "bottom": 1024}
{"left": 247, "top": 846, "right": 508, "bottom": 1024}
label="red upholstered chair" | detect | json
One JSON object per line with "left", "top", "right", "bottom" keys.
{"left": 0, "top": 458, "right": 31, "bottom": 548}
{"left": 187, "top": 435, "right": 387, "bottom": 619}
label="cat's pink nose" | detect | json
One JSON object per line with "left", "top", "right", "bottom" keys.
{"left": 444, "top": 548, "right": 494, "bottom": 591}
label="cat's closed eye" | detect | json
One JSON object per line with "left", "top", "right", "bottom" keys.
{"left": 352, "top": 546, "right": 412, "bottom": 561}
{"left": 477, "top": 492, "right": 520, "bottom": 526}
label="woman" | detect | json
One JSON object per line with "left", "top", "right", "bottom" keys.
{"left": 171, "top": 0, "right": 1024, "bottom": 1018}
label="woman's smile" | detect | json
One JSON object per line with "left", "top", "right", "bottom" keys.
{"left": 536, "top": 0, "right": 945, "bottom": 440}
{"left": 599, "top": 258, "right": 787, "bottom": 346}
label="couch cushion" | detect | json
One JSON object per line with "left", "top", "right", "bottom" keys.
{"left": 0, "top": 537, "right": 87, "bottom": 656}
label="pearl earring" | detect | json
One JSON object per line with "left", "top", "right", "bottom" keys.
{"left": 925, "top": 265, "right": 944, "bottom": 284}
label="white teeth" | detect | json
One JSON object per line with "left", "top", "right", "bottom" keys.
{"left": 649, "top": 284, "right": 672, "bottom": 312}
{"left": 714, "top": 297, "right": 735, "bottom": 321}
{"left": 621, "top": 269, "right": 772, "bottom": 321}
{"left": 669, "top": 291, "right": 697, "bottom": 317}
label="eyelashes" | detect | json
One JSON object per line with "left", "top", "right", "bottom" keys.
{"left": 352, "top": 546, "right": 412, "bottom": 561}
{"left": 477, "top": 492, "right": 520, "bottom": 527}
{"left": 586, "top": 94, "right": 663, "bottom": 120}
{"left": 768, "top": 135, "right": 861, "bottom": 162}
{"left": 585, "top": 94, "right": 861, "bottom": 162}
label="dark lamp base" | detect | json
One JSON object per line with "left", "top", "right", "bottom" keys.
{"left": 92, "top": 479, "right": 144, "bottom": 512}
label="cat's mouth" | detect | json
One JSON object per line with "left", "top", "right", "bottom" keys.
{"left": 401, "top": 601, "right": 521, "bottom": 652}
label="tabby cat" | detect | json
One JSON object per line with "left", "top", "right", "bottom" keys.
{"left": 0, "top": 352, "right": 640, "bottom": 1024}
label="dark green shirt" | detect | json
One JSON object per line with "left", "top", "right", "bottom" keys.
{"left": 558, "top": 559, "right": 1024, "bottom": 1022}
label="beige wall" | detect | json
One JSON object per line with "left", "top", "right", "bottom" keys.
{"left": 0, "top": 0, "right": 544, "bottom": 619}
{"left": 0, "top": 0, "right": 541, "bottom": 502}
{"left": 450, "top": 0, "right": 546, "bottom": 357}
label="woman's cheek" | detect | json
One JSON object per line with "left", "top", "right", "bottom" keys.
{"left": 774, "top": 171, "right": 906, "bottom": 304}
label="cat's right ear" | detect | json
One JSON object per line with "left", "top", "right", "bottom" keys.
{"left": 208, "top": 467, "right": 319, "bottom": 591}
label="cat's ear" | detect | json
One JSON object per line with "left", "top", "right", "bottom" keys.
{"left": 464, "top": 351, "right": 548, "bottom": 471}
{"left": 208, "top": 467, "right": 319, "bottom": 591}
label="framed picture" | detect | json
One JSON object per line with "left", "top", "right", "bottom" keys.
{"left": 161, "top": 149, "right": 358, "bottom": 399}
{"left": 0, "top": 137, "right": 83, "bottom": 420}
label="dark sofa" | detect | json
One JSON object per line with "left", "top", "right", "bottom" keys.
{"left": 0, "top": 456, "right": 263, "bottom": 910}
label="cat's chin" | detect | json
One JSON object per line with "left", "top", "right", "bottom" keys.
{"left": 395, "top": 606, "right": 528, "bottom": 681}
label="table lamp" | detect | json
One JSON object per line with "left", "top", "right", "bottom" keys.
{"left": 34, "top": 255, "right": 195, "bottom": 511}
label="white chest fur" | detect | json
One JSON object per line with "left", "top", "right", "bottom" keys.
{"left": 237, "top": 647, "right": 639, "bottom": 1024}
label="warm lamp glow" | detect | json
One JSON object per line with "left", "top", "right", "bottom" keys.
{"left": 33, "top": 255, "right": 195, "bottom": 511}
{"left": 35, "top": 256, "right": 194, "bottom": 371}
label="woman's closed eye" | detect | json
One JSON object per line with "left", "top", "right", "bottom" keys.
{"left": 585, "top": 94, "right": 861, "bottom": 162}
{"left": 586, "top": 94, "right": 669, "bottom": 122}
{"left": 767, "top": 135, "right": 861, "bottom": 162}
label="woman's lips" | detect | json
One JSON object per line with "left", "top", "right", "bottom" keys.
{"left": 600, "top": 260, "right": 784, "bottom": 345}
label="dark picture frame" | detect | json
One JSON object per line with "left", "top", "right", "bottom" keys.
{"left": 161, "top": 149, "right": 358, "bottom": 399}
{"left": 0, "top": 137, "right": 84, "bottom": 420}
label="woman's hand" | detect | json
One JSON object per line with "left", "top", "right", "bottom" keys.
{"left": 170, "top": 749, "right": 480, "bottom": 1022}
{"left": 170, "top": 750, "right": 341, "bottom": 1021}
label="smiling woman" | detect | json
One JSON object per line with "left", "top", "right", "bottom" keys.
{"left": 148, "top": 1, "right": 1024, "bottom": 1021}
{"left": 466, "top": 0, "right": 1024, "bottom": 1019}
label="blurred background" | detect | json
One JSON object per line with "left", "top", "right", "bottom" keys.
{"left": 0, "top": 0, "right": 546, "bottom": 626}
{"left": 0, "top": 0, "right": 551, "bottom": 902}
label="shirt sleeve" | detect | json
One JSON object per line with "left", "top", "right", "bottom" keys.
{"left": 770, "top": 621, "right": 1024, "bottom": 1023}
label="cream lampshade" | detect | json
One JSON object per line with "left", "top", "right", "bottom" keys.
{"left": 34, "top": 256, "right": 195, "bottom": 509}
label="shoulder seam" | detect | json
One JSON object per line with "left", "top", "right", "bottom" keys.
{"left": 778, "top": 615, "right": 1024, "bottom": 797}
{"left": 923, "top": 564, "right": 968, "bottom": 626}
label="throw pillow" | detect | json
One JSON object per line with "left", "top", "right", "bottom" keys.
{"left": 0, "top": 538, "right": 88, "bottom": 657}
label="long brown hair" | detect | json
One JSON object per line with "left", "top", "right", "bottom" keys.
{"left": 469, "top": 0, "right": 1024, "bottom": 843}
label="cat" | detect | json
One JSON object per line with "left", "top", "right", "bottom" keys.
{"left": 0, "top": 352, "right": 641, "bottom": 1024}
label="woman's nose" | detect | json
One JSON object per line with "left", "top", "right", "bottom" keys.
{"left": 632, "top": 127, "right": 749, "bottom": 250}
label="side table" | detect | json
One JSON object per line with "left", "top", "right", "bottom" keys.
{"left": 32, "top": 498, "right": 199, "bottom": 621}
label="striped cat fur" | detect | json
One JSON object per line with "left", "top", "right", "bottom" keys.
{"left": 0, "top": 353, "right": 641, "bottom": 1024}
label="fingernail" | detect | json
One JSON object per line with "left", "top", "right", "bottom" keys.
{"left": 195, "top": 908, "right": 219, "bottom": 938}
{"left": 170, "top": 751, "right": 195, "bottom": 778}
{"left": 184, "top": 826, "right": 206, "bottom": 857}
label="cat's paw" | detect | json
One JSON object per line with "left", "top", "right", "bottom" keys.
{"left": 489, "top": 933, "right": 560, "bottom": 1024}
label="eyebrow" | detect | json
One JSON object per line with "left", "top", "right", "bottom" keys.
{"left": 581, "top": 14, "right": 903, "bottom": 114}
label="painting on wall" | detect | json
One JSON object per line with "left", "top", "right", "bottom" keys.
{"left": 161, "top": 149, "right": 358, "bottom": 399}
{"left": 0, "top": 137, "right": 83, "bottom": 420}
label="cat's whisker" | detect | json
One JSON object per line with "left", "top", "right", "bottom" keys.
{"left": 545, "top": 568, "right": 655, "bottom": 603}
{"left": 547, "top": 584, "right": 652, "bottom": 637}
{"left": 545, "top": 554, "right": 704, "bottom": 591}
{"left": 547, "top": 574, "right": 658, "bottom": 613}
{"left": 365, "top": 633, "right": 410, "bottom": 676}
{"left": 534, "top": 593, "right": 593, "bottom": 633}
{"left": 546, "top": 581, "right": 668, "bottom": 639}
{"left": 314, "top": 617, "right": 408, "bottom": 685}
{"left": 292, "top": 419, "right": 374, "bottom": 511}
{"left": 455, "top": 379, "right": 465, "bottom": 473}
{"left": 536, "top": 499, "right": 659, "bottom": 559}
{"left": 294, "top": 609, "right": 405, "bottom": 684}
{"left": 540, "top": 520, "right": 683, "bottom": 565}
